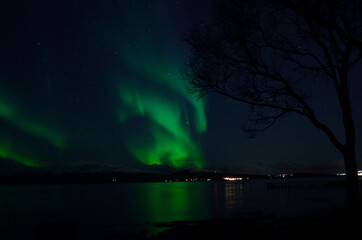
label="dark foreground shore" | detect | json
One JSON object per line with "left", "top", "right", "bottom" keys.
{"left": 156, "top": 207, "right": 362, "bottom": 239}
{"left": 33, "top": 204, "right": 362, "bottom": 240}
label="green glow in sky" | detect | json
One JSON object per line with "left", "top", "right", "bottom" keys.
{"left": 0, "top": 139, "right": 44, "bottom": 167}
{"left": 115, "top": 4, "right": 207, "bottom": 168}
{"left": 118, "top": 75, "right": 205, "bottom": 168}
{"left": 0, "top": 98, "right": 66, "bottom": 149}
{"left": 120, "top": 51, "right": 207, "bottom": 133}
{"left": 0, "top": 91, "right": 66, "bottom": 166}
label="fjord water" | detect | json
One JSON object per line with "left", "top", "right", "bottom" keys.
{"left": 0, "top": 179, "right": 350, "bottom": 239}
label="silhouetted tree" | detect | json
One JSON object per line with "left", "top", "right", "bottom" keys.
{"left": 182, "top": 0, "right": 361, "bottom": 206}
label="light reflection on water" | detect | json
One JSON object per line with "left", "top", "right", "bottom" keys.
{"left": 224, "top": 182, "right": 243, "bottom": 210}
{"left": 0, "top": 179, "right": 351, "bottom": 239}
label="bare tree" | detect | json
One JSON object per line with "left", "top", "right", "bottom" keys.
{"left": 182, "top": 0, "right": 361, "bottom": 206}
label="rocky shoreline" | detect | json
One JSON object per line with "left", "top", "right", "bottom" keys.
{"left": 32, "top": 204, "right": 361, "bottom": 240}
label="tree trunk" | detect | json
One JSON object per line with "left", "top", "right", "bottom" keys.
{"left": 339, "top": 70, "right": 360, "bottom": 208}
{"left": 343, "top": 147, "right": 360, "bottom": 208}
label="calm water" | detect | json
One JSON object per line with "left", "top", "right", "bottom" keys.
{"left": 0, "top": 178, "right": 353, "bottom": 239}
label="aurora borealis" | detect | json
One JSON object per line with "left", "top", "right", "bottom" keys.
{"left": 114, "top": 2, "right": 207, "bottom": 167}
{"left": 0, "top": 0, "right": 361, "bottom": 174}
{"left": 0, "top": 84, "right": 65, "bottom": 167}
{"left": 0, "top": 0, "right": 209, "bottom": 169}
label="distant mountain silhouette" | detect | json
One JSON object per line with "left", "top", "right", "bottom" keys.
{"left": 0, "top": 161, "right": 341, "bottom": 184}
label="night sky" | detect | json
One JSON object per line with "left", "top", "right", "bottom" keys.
{"left": 0, "top": 0, "right": 361, "bottom": 174}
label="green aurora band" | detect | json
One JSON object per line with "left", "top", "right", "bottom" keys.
{"left": 117, "top": 60, "right": 206, "bottom": 168}
{"left": 0, "top": 139, "right": 44, "bottom": 167}
{"left": 114, "top": 3, "right": 207, "bottom": 168}
{"left": 0, "top": 89, "right": 66, "bottom": 167}
{"left": 0, "top": 98, "right": 66, "bottom": 148}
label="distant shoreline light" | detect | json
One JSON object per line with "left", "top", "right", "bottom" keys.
{"left": 223, "top": 177, "right": 244, "bottom": 181}
{"left": 337, "top": 170, "right": 362, "bottom": 176}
